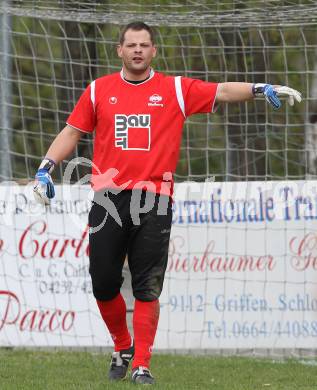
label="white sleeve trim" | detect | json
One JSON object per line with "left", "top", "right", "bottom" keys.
{"left": 90, "top": 80, "right": 95, "bottom": 111}
{"left": 66, "top": 122, "right": 92, "bottom": 134}
{"left": 175, "top": 76, "right": 186, "bottom": 118}
{"left": 211, "top": 83, "right": 219, "bottom": 113}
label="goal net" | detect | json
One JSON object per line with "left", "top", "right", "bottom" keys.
{"left": 0, "top": 0, "right": 317, "bottom": 356}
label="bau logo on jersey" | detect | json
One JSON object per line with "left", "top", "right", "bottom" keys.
{"left": 115, "top": 114, "right": 151, "bottom": 151}
{"left": 148, "top": 94, "right": 163, "bottom": 107}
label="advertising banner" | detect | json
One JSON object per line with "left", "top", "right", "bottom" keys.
{"left": 0, "top": 182, "right": 317, "bottom": 349}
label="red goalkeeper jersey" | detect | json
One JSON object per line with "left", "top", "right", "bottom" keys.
{"left": 67, "top": 70, "right": 218, "bottom": 196}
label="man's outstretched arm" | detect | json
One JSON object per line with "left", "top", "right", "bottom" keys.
{"left": 33, "top": 125, "right": 83, "bottom": 205}
{"left": 216, "top": 82, "right": 301, "bottom": 109}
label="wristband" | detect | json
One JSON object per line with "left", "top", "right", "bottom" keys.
{"left": 38, "top": 158, "right": 56, "bottom": 174}
{"left": 252, "top": 83, "right": 267, "bottom": 97}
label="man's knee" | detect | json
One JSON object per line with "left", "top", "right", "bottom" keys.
{"left": 133, "top": 280, "right": 163, "bottom": 301}
{"left": 132, "top": 270, "right": 165, "bottom": 301}
{"left": 93, "top": 286, "right": 121, "bottom": 301}
{"left": 133, "top": 291, "right": 160, "bottom": 301}
{"left": 91, "top": 276, "right": 124, "bottom": 301}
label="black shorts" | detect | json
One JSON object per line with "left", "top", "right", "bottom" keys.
{"left": 88, "top": 189, "right": 172, "bottom": 301}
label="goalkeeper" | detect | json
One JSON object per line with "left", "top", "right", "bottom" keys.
{"left": 33, "top": 21, "right": 301, "bottom": 385}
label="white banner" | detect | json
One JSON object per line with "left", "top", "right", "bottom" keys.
{"left": 0, "top": 181, "right": 317, "bottom": 349}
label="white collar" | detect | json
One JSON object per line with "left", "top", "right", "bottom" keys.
{"left": 120, "top": 68, "right": 155, "bottom": 85}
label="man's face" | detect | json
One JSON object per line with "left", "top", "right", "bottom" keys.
{"left": 117, "top": 29, "right": 156, "bottom": 75}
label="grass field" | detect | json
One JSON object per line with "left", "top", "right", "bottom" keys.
{"left": 0, "top": 349, "right": 316, "bottom": 390}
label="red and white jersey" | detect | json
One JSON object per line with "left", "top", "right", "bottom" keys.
{"left": 67, "top": 69, "right": 218, "bottom": 196}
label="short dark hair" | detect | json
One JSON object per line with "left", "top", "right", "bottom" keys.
{"left": 119, "top": 22, "right": 155, "bottom": 45}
